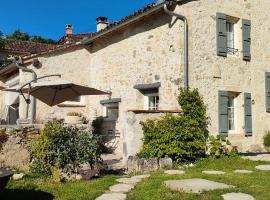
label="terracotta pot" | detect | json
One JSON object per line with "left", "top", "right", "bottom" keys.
{"left": 64, "top": 116, "right": 83, "bottom": 125}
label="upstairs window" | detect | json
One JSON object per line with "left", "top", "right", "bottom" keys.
{"left": 226, "top": 22, "right": 235, "bottom": 51}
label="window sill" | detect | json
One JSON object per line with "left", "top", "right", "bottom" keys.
{"left": 127, "top": 109, "right": 180, "bottom": 114}
{"left": 57, "top": 103, "right": 86, "bottom": 108}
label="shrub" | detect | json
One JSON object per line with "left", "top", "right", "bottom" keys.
{"left": 66, "top": 112, "right": 80, "bottom": 116}
{"left": 264, "top": 131, "right": 270, "bottom": 147}
{"left": 0, "top": 129, "right": 8, "bottom": 151}
{"left": 30, "top": 121, "right": 101, "bottom": 175}
{"left": 139, "top": 88, "right": 208, "bottom": 162}
{"left": 207, "top": 135, "right": 236, "bottom": 158}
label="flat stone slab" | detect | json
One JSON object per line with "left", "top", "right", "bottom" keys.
{"left": 255, "top": 165, "right": 270, "bottom": 171}
{"left": 131, "top": 174, "right": 150, "bottom": 179}
{"left": 202, "top": 170, "right": 225, "bottom": 175}
{"left": 116, "top": 177, "right": 141, "bottom": 185}
{"left": 164, "top": 178, "right": 235, "bottom": 193}
{"left": 96, "top": 193, "right": 127, "bottom": 200}
{"left": 109, "top": 184, "right": 134, "bottom": 193}
{"left": 243, "top": 154, "right": 270, "bottom": 162}
{"left": 164, "top": 170, "right": 185, "bottom": 175}
{"left": 233, "top": 170, "right": 253, "bottom": 174}
{"left": 222, "top": 193, "right": 255, "bottom": 200}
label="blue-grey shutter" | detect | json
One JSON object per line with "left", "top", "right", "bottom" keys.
{"left": 219, "top": 91, "right": 228, "bottom": 135}
{"left": 216, "top": 13, "right": 227, "bottom": 57}
{"left": 244, "top": 93, "right": 252, "bottom": 136}
{"left": 265, "top": 72, "right": 270, "bottom": 112}
{"left": 242, "top": 19, "right": 251, "bottom": 61}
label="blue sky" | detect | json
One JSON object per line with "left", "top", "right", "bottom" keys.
{"left": 0, "top": 0, "right": 154, "bottom": 41}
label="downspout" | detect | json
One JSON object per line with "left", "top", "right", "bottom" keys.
{"left": 163, "top": 0, "right": 189, "bottom": 90}
{"left": 15, "top": 57, "right": 37, "bottom": 124}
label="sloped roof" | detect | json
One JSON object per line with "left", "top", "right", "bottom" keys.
{"left": 2, "top": 39, "right": 58, "bottom": 55}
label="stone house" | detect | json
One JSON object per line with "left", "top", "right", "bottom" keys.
{"left": 0, "top": 0, "right": 270, "bottom": 166}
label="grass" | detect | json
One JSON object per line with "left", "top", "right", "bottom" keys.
{"left": 128, "top": 156, "right": 270, "bottom": 200}
{"left": 4, "top": 157, "right": 270, "bottom": 200}
{"left": 4, "top": 174, "right": 119, "bottom": 200}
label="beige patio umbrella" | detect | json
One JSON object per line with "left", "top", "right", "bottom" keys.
{"left": 4, "top": 79, "right": 108, "bottom": 106}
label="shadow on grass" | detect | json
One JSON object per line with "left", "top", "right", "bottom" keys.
{"left": 1, "top": 188, "right": 54, "bottom": 200}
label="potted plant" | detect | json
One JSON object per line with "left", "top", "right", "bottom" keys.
{"left": 64, "top": 112, "right": 83, "bottom": 125}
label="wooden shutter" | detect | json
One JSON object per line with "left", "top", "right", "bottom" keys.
{"left": 265, "top": 72, "right": 270, "bottom": 112}
{"left": 219, "top": 91, "right": 228, "bottom": 135}
{"left": 244, "top": 93, "right": 252, "bottom": 136}
{"left": 242, "top": 19, "right": 251, "bottom": 61}
{"left": 216, "top": 13, "right": 227, "bottom": 57}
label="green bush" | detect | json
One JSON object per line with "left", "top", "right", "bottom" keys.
{"left": 264, "top": 131, "right": 270, "bottom": 147}
{"left": 207, "top": 135, "right": 236, "bottom": 158}
{"left": 139, "top": 88, "right": 208, "bottom": 162}
{"left": 30, "top": 121, "right": 101, "bottom": 175}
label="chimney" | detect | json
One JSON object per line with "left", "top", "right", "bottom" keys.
{"left": 96, "top": 17, "right": 109, "bottom": 32}
{"left": 66, "top": 24, "right": 73, "bottom": 35}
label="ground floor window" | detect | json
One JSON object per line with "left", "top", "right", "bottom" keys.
{"left": 228, "top": 93, "right": 236, "bottom": 131}
{"left": 144, "top": 89, "right": 159, "bottom": 110}
{"left": 106, "top": 105, "right": 119, "bottom": 120}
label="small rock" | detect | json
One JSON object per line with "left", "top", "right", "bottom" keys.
{"left": 202, "top": 170, "right": 225, "bottom": 175}
{"left": 159, "top": 157, "right": 173, "bottom": 168}
{"left": 96, "top": 193, "right": 127, "bottom": 200}
{"left": 222, "top": 192, "right": 255, "bottom": 200}
{"left": 164, "top": 170, "right": 185, "bottom": 175}
{"left": 233, "top": 170, "right": 253, "bottom": 174}
{"left": 75, "top": 174, "right": 83, "bottom": 180}
{"left": 13, "top": 173, "right": 24, "bottom": 180}
{"left": 255, "top": 165, "right": 270, "bottom": 171}
{"left": 109, "top": 184, "right": 134, "bottom": 193}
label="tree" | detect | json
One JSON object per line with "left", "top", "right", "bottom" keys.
{"left": 7, "top": 29, "right": 30, "bottom": 41}
{"left": 0, "top": 31, "right": 5, "bottom": 49}
{"left": 6, "top": 29, "right": 56, "bottom": 44}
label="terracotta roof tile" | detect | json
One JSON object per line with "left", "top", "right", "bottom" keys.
{"left": 3, "top": 39, "right": 58, "bottom": 55}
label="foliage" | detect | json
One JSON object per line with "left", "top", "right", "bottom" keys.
{"left": 30, "top": 121, "right": 101, "bottom": 175}
{"left": 263, "top": 131, "right": 270, "bottom": 147}
{"left": 0, "top": 31, "right": 5, "bottom": 49}
{"left": 92, "top": 117, "right": 110, "bottom": 153}
{"left": 6, "top": 29, "right": 56, "bottom": 44}
{"left": 66, "top": 112, "right": 80, "bottom": 116}
{"left": 0, "top": 129, "right": 8, "bottom": 151}
{"left": 206, "top": 135, "right": 236, "bottom": 158}
{"left": 139, "top": 88, "right": 208, "bottom": 162}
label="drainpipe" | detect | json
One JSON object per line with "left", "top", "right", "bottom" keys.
{"left": 15, "top": 57, "right": 37, "bottom": 124}
{"left": 164, "top": 0, "right": 189, "bottom": 90}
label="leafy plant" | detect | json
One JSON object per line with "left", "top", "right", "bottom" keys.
{"left": 66, "top": 112, "right": 80, "bottom": 116}
{"left": 30, "top": 121, "right": 101, "bottom": 175}
{"left": 139, "top": 88, "right": 208, "bottom": 162}
{"left": 207, "top": 135, "right": 234, "bottom": 158}
{"left": 263, "top": 131, "right": 270, "bottom": 147}
{"left": 0, "top": 129, "right": 8, "bottom": 151}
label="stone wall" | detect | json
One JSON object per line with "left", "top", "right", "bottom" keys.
{"left": 0, "top": 126, "right": 40, "bottom": 172}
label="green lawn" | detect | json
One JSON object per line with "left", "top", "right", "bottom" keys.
{"left": 5, "top": 175, "right": 119, "bottom": 200}
{"left": 128, "top": 157, "right": 270, "bottom": 200}
{"left": 4, "top": 157, "right": 270, "bottom": 200}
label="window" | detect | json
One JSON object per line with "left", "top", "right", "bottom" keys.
{"left": 106, "top": 106, "right": 119, "bottom": 120}
{"left": 143, "top": 89, "right": 159, "bottom": 110}
{"left": 226, "top": 22, "right": 234, "bottom": 50}
{"left": 227, "top": 94, "right": 236, "bottom": 131}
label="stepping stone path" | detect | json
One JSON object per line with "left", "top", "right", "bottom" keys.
{"left": 110, "top": 184, "right": 134, "bottom": 193}
{"left": 202, "top": 170, "right": 225, "bottom": 175}
{"left": 96, "top": 193, "right": 127, "bottom": 200}
{"left": 233, "top": 169, "right": 253, "bottom": 174}
{"left": 164, "top": 170, "right": 185, "bottom": 175}
{"left": 222, "top": 192, "right": 255, "bottom": 200}
{"left": 255, "top": 165, "right": 270, "bottom": 171}
{"left": 164, "top": 178, "right": 235, "bottom": 193}
{"left": 95, "top": 174, "right": 151, "bottom": 200}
